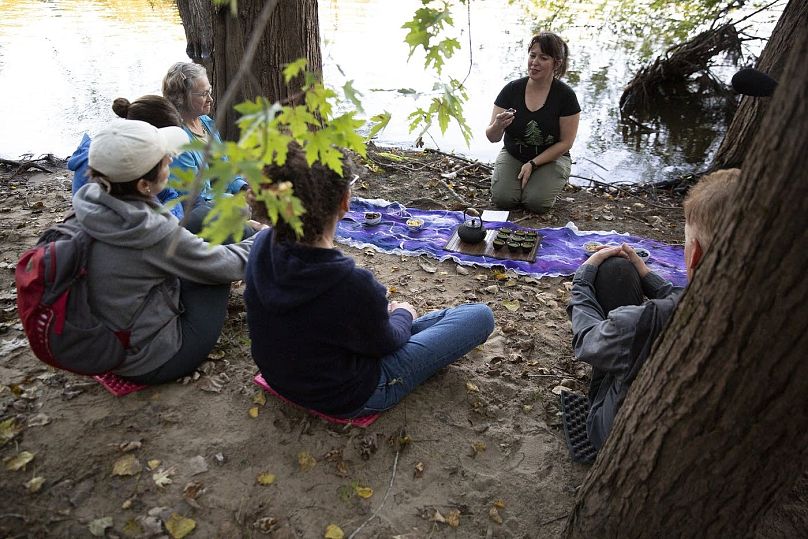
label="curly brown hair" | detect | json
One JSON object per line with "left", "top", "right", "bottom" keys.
{"left": 256, "top": 143, "right": 354, "bottom": 244}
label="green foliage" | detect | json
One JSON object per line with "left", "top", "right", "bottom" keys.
{"left": 171, "top": 58, "right": 370, "bottom": 244}
{"left": 407, "top": 78, "right": 472, "bottom": 145}
{"left": 402, "top": 1, "right": 462, "bottom": 74}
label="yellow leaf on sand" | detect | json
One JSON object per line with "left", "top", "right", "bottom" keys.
{"left": 471, "top": 441, "right": 486, "bottom": 456}
{"left": 26, "top": 476, "right": 45, "bottom": 493}
{"left": 502, "top": 300, "right": 520, "bottom": 312}
{"left": 111, "top": 454, "right": 141, "bottom": 476}
{"left": 465, "top": 381, "right": 479, "bottom": 392}
{"left": 253, "top": 391, "right": 267, "bottom": 406}
{"left": 257, "top": 472, "right": 276, "bottom": 485}
{"left": 489, "top": 506, "right": 503, "bottom": 524}
{"left": 298, "top": 451, "right": 317, "bottom": 472}
{"left": 494, "top": 272, "right": 508, "bottom": 281}
{"left": 494, "top": 499, "right": 506, "bottom": 509}
{"left": 4, "top": 450, "right": 34, "bottom": 471}
{"left": 446, "top": 509, "right": 461, "bottom": 528}
{"left": 324, "top": 524, "right": 344, "bottom": 539}
{"left": 0, "top": 417, "right": 21, "bottom": 447}
{"left": 248, "top": 406, "right": 259, "bottom": 418}
{"left": 165, "top": 513, "right": 196, "bottom": 539}
{"left": 147, "top": 459, "right": 161, "bottom": 471}
{"left": 354, "top": 485, "right": 373, "bottom": 499}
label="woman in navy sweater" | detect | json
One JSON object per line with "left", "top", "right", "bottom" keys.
{"left": 245, "top": 146, "right": 495, "bottom": 417}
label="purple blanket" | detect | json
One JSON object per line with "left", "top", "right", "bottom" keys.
{"left": 337, "top": 198, "right": 687, "bottom": 287}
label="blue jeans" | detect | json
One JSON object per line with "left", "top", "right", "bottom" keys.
{"left": 343, "top": 303, "right": 495, "bottom": 417}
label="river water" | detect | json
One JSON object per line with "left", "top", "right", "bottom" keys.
{"left": 0, "top": 0, "right": 780, "bottom": 184}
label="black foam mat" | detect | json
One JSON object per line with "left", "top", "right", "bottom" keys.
{"left": 560, "top": 391, "right": 598, "bottom": 464}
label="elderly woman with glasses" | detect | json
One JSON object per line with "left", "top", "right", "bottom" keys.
{"left": 162, "top": 62, "right": 255, "bottom": 237}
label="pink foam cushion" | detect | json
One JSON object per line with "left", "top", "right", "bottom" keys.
{"left": 253, "top": 373, "right": 380, "bottom": 428}
{"left": 93, "top": 373, "right": 147, "bottom": 397}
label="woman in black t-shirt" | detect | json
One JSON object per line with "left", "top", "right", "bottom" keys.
{"left": 486, "top": 32, "right": 581, "bottom": 214}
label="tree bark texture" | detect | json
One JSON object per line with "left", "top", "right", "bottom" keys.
{"left": 210, "top": 0, "right": 322, "bottom": 141}
{"left": 175, "top": 0, "right": 213, "bottom": 71}
{"left": 564, "top": 22, "right": 808, "bottom": 539}
{"left": 710, "top": 0, "right": 808, "bottom": 170}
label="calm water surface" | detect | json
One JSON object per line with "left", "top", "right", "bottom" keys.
{"left": 0, "top": 0, "right": 780, "bottom": 184}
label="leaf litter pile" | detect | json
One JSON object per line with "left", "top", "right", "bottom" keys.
{"left": 0, "top": 152, "right": 684, "bottom": 537}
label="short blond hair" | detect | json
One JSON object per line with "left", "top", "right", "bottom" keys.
{"left": 684, "top": 168, "right": 741, "bottom": 251}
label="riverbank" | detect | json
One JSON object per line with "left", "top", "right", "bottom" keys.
{"left": 0, "top": 149, "right": 686, "bottom": 537}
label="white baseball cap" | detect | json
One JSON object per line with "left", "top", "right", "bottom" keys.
{"left": 89, "top": 119, "right": 188, "bottom": 183}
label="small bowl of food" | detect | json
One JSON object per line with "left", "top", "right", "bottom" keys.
{"left": 492, "top": 239, "right": 506, "bottom": 250}
{"left": 363, "top": 211, "right": 382, "bottom": 226}
{"left": 583, "top": 241, "right": 605, "bottom": 254}
{"left": 633, "top": 247, "right": 651, "bottom": 261}
{"left": 406, "top": 218, "right": 424, "bottom": 232}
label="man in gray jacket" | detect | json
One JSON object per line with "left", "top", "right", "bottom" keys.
{"left": 567, "top": 169, "right": 740, "bottom": 449}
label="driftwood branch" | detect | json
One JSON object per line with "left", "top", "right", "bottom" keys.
{"left": 0, "top": 156, "right": 55, "bottom": 176}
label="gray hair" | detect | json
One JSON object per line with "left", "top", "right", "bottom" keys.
{"left": 162, "top": 62, "right": 208, "bottom": 114}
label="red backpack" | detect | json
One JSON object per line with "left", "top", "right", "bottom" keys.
{"left": 15, "top": 217, "right": 131, "bottom": 375}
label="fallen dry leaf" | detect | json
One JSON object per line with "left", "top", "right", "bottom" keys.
{"left": 257, "top": 472, "right": 276, "bottom": 485}
{"left": 183, "top": 481, "right": 205, "bottom": 509}
{"left": 431, "top": 510, "right": 446, "bottom": 523}
{"left": 25, "top": 476, "right": 45, "bottom": 493}
{"left": 248, "top": 406, "right": 259, "bottom": 418}
{"left": 298, "top": 451, "right": 317, "bottom": 472}
{"left": 165, "top": 513, "right": 196, "bottom": 539}
{"left": 418, "top": 261, "right": 437, "bottom": 274}
{"left": 253, "top": 391, "right": 267, "bottom": 406}
{"left": 0, "top": 417, "right": 22, "bottom": 447}
{"left": 414, "top": 462, "right": 425, "bottom": 478}
{"left": 502, "top": 300, "right": 520, "bottom": 312}
{"left": 354, "top": 485, "right": 373, "bottom": 499}
{"left": 88, "top": 516, "right": 113, "bottom": 537}
{"left": 494, "top": 499, "right": 506, "bottom": 509}
{"left": 489, "top": 506, "right": 503, "bottom": 524}
{"left": 112, "top": 454, "right": 141, "bottom": 476}
{"left": 324, "top": 523, "right": 344, "bottom": 538}
{"left": 27, "top": 413, "right": 50, "bottom": 428}
{"left": 470, "top": 441, "right": 486, "bottom": 457}
{"left": 465, "top": 381, "right": 479, "bottom": 392}
{"left": 446, "top": 509, "right": 461, "bottom": 528}
{"left": 153, "top": 467, "right": 174, "bottom": 488}
{"left": 122, "top": 518, "right": 143, "bottom": 536}
{"left": 187, "top": 455, "right": 208, "bottom": 476}
{"left": 3, "top": 450, "right": 34, "bottom": 471}
{"left": 253, "top": 516, "right": 278, "bottom": 534}
{"left": 147, "top": 459, "right": 161, "bottom": 471}
{"left": 119, "top": 440, "right": 142, "bottom": 453}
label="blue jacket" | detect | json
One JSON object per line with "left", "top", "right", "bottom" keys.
{"left": 170, "top": 115, "right": 247, "bottom": 206}
{"left": 244, "top": 230, "right": 413, "bottom": 415}
{"left": 68, "top": 133, "right": 184, "bottom": 220}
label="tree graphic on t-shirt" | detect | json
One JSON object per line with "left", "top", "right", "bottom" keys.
{"left": 514, "top": 120, "right": 554, "bottom": 152}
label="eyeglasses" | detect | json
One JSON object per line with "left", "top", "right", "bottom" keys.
{"left": 191, "top": 88, "right": 214, "bottom": 99}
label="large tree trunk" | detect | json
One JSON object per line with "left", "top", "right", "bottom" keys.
{"left": 176, "top": 0, "right": 322, "bottom": 141}
{"left": 175, "top": 0, "right": 213, "bottom": 71}
{"left": 709, "top": 0, "right": 808, "bottom": 170}
{"left": 563, "top": 20, "right": 808, "bottom": 539}
{"left": 210, "top": 0, "right": 321, "bottom": 141}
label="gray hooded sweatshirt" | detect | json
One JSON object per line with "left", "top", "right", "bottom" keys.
{"left": 73, "top": 183, "right": 253, "bottom": 376}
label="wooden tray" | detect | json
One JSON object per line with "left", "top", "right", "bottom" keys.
{"left": 443, "top": 229, "right": 540, "bottom": 263}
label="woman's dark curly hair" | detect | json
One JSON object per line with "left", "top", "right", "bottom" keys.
{"left": 259, "top": 143, "right": 353, "bottom": 244}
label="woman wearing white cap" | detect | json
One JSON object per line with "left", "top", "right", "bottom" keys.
{"left": 72, "top": 119, "right": 265, "bottom": 384}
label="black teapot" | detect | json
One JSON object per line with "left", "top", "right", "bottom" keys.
{"left": 457, "top": 208, "right": 486, "bottom": 244}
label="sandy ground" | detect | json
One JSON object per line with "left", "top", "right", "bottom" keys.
{"left": 0, "top": 150, "right": 684, "bottom": 538}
